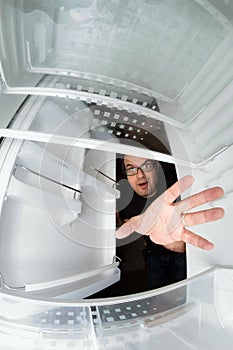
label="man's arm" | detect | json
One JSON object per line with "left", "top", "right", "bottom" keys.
{"left": 115, "top": 175, "right": 224, "bottom": 250}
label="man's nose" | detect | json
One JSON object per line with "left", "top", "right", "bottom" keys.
{"left": 137, "top": 168, "right": 145, "bottom": 177}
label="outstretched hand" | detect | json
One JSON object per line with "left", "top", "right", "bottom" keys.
{"left": 115, "top": 176, "right": 224, "bottom": 250}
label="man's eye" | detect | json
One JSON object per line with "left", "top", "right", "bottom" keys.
{"left": 144, "top": 163, "right": 151, "bottom": 169}
{"left": 143, "top": 162, "right": 154, "bottom": 171}
{"left": 128, "top": 167, "right": 136, "bottom": 172}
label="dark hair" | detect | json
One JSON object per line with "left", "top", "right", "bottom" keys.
{"left": 116, "top": 154, "right": 127, "bottom": 181}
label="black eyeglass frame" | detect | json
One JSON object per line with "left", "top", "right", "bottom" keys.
{"left": 125, "top": 160, "right": 157, "bottom": 176}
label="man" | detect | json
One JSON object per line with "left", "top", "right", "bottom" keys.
{"left": 116, "top": 155, "right": 224, "bottom": 290}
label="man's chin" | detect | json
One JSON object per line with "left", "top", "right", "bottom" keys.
{"left": 138, "top": 189, "right": 149, "bottom": 197}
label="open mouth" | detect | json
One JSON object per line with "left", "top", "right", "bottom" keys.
{"left": 138, "top": 181, "right": 148, "bottom": 189}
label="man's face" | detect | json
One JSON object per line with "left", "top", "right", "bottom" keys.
{"left": 124, "top": 155, "right": 159, "bottom": 198}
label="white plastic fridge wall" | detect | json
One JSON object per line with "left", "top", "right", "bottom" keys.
{"left": 166, "top": 123, "right": 233, "bottom": 277}
{"left": 0, "top": 91, "right": 120, "bottom": 297}
{"left": 0, "top": 266, "right": 233, "bottom": 350}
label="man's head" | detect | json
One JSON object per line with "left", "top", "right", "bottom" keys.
{"left": 123, "top": 155, "right": 159, "bottom": 198}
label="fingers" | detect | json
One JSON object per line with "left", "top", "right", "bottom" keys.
{"left": 164, "top": 175, "right": 194, "bottom": 203}
{"left": 182, "top": 207, "right": 225, "bottom": 226}
{"left": 181, "top": 228, "right": 214, "bottom": 250}
{"left": 115, "top": 216, "right": 141, "bottom": 239}
{"left": 179, "top": 186, "right": 224, "bottom": 212}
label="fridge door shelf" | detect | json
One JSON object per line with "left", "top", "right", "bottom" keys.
{"left": 0, "top": 263, "right": 121, "bottom": 300}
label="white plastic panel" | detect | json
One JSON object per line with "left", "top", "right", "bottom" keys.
{"left": 0, "top": 91, "right": 120, "bottom": 298}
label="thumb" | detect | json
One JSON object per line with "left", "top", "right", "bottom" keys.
{"left": 115, "top": 216, "right": 140, "bottom": 239}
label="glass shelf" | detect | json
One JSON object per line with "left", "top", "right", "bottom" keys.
{"left": 0, "top": 266, "right": 232, "bottom": 349}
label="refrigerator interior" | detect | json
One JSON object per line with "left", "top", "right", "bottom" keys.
{"left": 0, "top": 0, "right": 233, "bottom": 349}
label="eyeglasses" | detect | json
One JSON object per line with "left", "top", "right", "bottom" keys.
{"left": 125, "top": 161, "right": 156, "bottom": 176}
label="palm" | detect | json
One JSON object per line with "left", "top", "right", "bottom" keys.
{"left": 115, "top": 176, "right": 224, "bottom": 250}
